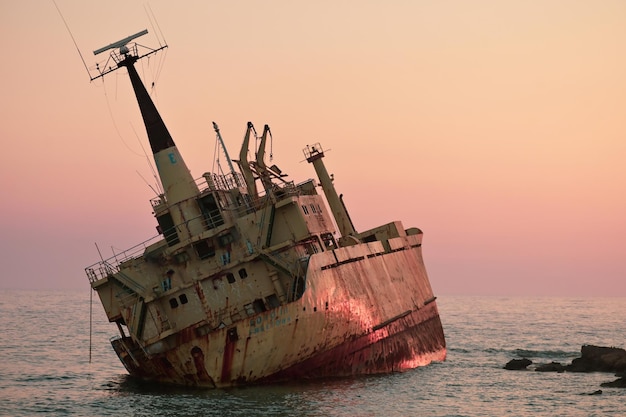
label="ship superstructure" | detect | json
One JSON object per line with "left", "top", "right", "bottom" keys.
{"left": 85, "top": 31, "right": 446, "bottom": 387}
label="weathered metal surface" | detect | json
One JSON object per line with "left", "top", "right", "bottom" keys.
{"left": 86, "top": 40, "right": 446, "bottom": 388}
{"left": 105, "top": 238, "right": 446, "bottom": 387}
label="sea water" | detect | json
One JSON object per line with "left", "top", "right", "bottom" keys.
{"left": 0, "top": 290, "right": 624, "bottom": 416}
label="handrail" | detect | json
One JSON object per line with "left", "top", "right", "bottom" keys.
{"left": 85, "top": 235, "right": 162, "bottom": 283}
{"left": 86, "top": 175, "right": 309, "bottom": 285}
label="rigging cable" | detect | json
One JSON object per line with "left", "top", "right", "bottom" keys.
{"left": 90, "top": 242, "right": 106, "bottom": 365}
{"left": 144, "top": 4, "right": 169, "bottom": 85}
{"left": 89, "top": 284, "right": 93, "bottom": 364}
{"left": 146, "top": 3, "right": 168, "bottom": 47}
{"left": 100, "top": 78, "right": 144, "bottom": 157}
{"left": 131, "top": 124, "right": 163, "bottom": 195}
{"left": 52, "top": 0, "right": 91, "bottom": 81}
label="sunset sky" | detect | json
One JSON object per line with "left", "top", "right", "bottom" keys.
{"left": 1, "top": 1, "right": 624, "bottom": 296}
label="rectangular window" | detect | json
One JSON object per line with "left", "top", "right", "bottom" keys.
{"left": 198, "top": 193, "right": 225, "bottom": 229}
{"left": 193, "top": 240, "right": 216, "bottom": 259}
{"left": 218, "top": 233, "right": 234, "bottom": 247}
{"left": 156, "top": 212, "right": 180, "bottom": 246}
{"left": 266, "top": 294, "right": 280, "bottom": 308}
{"left": 252, "top": 299, "right": 267, "bottom": 313}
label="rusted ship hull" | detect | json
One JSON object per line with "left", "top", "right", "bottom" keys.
{"left": 86, "top": 34, "right": 446, "bottom": 388}
{"left": 109, "top": 233, "right": 446, "bottom": 387}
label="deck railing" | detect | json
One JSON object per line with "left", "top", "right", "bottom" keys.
{"left": 86, "top": 173, "right": 315, "bottom": 284}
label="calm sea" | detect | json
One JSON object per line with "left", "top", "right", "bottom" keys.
{"left": 0, "top": 290, "right": 624, "bottom": 416}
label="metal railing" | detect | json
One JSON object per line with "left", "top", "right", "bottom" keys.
{"left": 85, "top": 235, "right": 163, "bottom": 283}
{"left": 86, "top": 173, "right": 314, "bottom": 285}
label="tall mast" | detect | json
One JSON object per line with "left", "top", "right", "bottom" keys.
{"left": 304, "top": 144, "right": 357, "bottom": 241}
{"left": 92, "top": 31, "right": 198, "bottom": 206}
{"left": 92, "top": 31, "right": 203, "bottom": 242}
{"left": 118, "top": 54, "right": 199, "bottom": 204}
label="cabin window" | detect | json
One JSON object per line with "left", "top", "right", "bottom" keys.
{"left": 316, "top": 204, "right": 322, "bottom": 213}
{"left": 156, "top": 212, "right": 180, "bottom": 246}
{"left": 197, "top": 193, "right": 225, "bottom": 230}
{"left": 266, "top": 294, "right": 280, "bottom": 309}
{"left": 226, "top": 273, "right": 236, "bottom": 284}
{"left": 302, "top": 205, "right": 309, "bottom": 215}
{"left": 179, "top": 294, "right": 188, "bottom": 304}
{"left": 193, "top": 239, "right": 216, "bottom": 259}
{"left": 238, "top": 268, "right": 248, "bottom": 279}
{"left": 221, "top": 252, "right": 231, "bottom": 265}
{"left": 321, "top": 232, "right": 336, "bottom": 250}
{"left": 161, "top": 271, "right": 173, "bottom": 292}
{"left": 218, "top": 233, "right": 234, "bottom": 247}
{"left": 169, "top": 298, "right": 178, "bottom": 309}
{"left": 252, "top": 298, "right": 267, "bottom": 313}
{"left": 310, "top": 204, "right": 317, "bottom": 214}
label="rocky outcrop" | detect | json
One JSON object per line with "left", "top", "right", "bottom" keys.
{"left": 504, "top": 358, "right": 532, "bottom": 370}
{"left": 535, "top": 361, "right": 566, "bottom": 372}
{"left": 600, "top": 377, "right": 626, "bottom": 388}
{"left": 504, "top": 345, "right": 626, "bottom": 389}
{"left": 567, "top": 345, "right": 626, "bottom": 373}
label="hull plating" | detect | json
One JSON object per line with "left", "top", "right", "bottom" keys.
{"left": 110, "top": 239, "right": 446, "bottom": 388}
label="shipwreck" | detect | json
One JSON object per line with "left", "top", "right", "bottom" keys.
{"left": 85, "top": 30, "right": 446, "bottom": 387}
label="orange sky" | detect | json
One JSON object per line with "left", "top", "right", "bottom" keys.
{"left": 1, "top": 0, "right": 625, "bottom": 295}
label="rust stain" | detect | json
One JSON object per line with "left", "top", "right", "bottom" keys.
{"left": 191, "top": 346, "right": 216, "bottom": 386}
{"left": 257, "top": 305, "right": 446, "bottom": 383}
{"left": 194, "top": 281, "right": 206, "bottom": 303}
{"left": 177, "top": 326, "right": 196, "bottom": 345}
{"left": 220, "top": 329, "right": 237, "bottom": 383}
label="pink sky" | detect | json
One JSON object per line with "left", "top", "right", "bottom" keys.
{"left": 1, "top": 1, "right": 624, "bottom": 296}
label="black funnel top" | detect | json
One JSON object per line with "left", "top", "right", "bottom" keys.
{"left": 119, "top": 56, "right": 175, "bottom": 154}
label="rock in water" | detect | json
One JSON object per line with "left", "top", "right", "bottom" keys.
{"left": 504, "top": 358, "right": 532, "bottom": 370}
{"left": 600, "top": 377, "right": 626, "bottom": 388}
{"left": 568, "top": 345, "right": 626, "bottom": 373}
{"left": 535, "top": 361, "right": 566, "bottom": 373}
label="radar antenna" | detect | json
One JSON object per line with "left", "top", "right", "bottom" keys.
{"left": 90, "top": 29, "right": 167, "bottom": 81}
{"left": 93, "top": 29, "right": 148, "bottom": 55}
